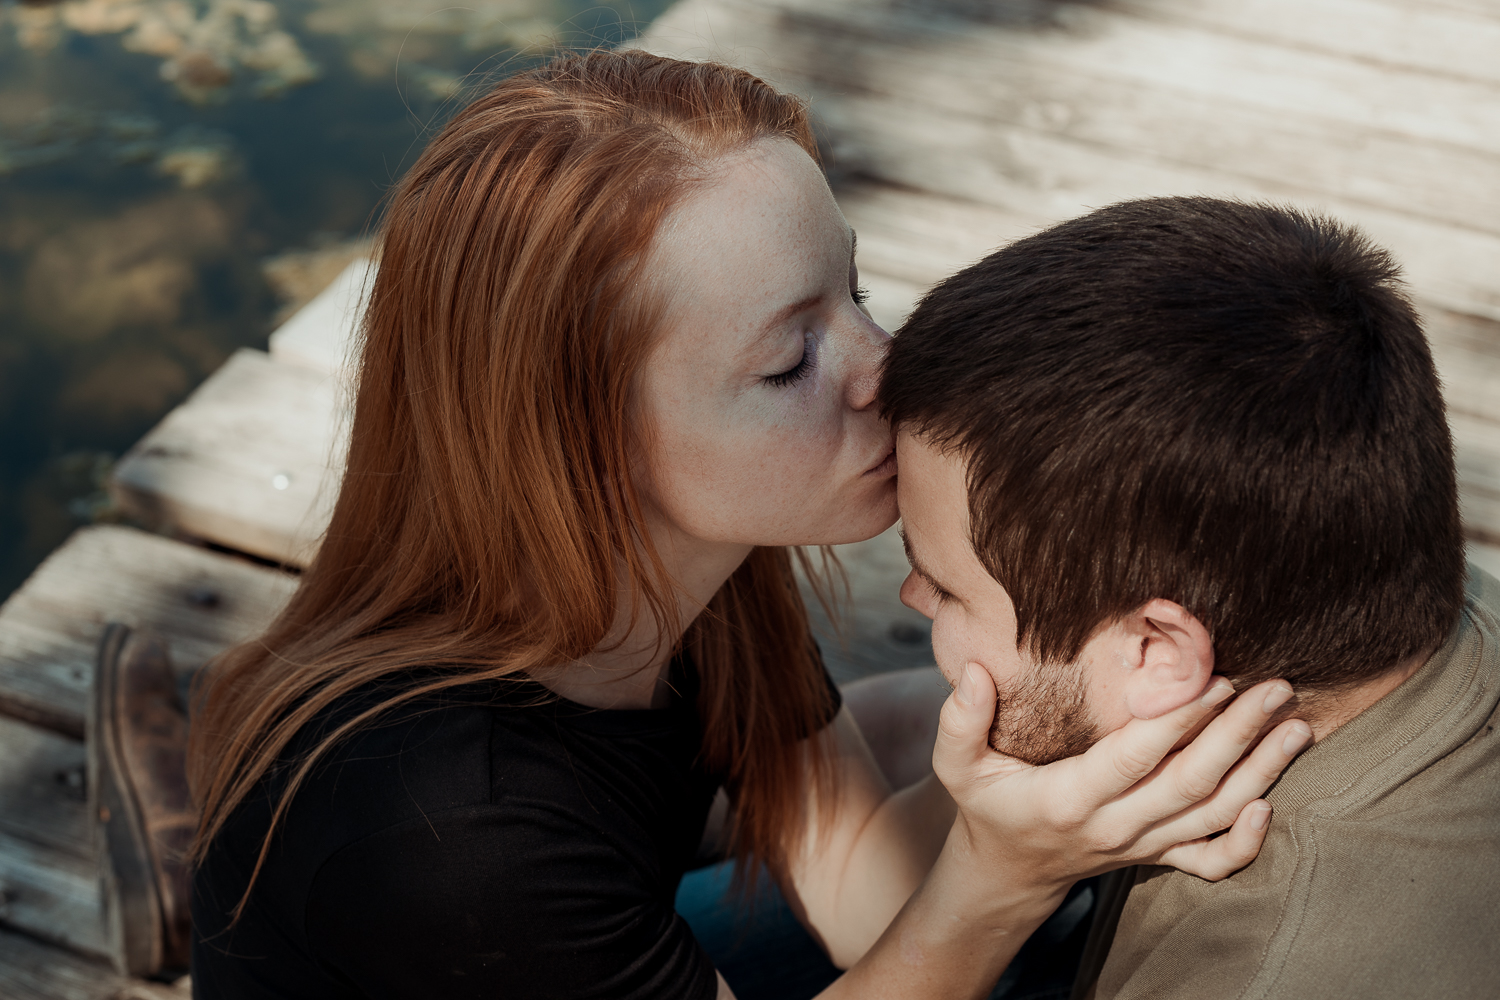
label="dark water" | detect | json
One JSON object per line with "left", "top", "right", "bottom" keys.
{"left": 0, "top": 0, "right": 670, "bottom": 597}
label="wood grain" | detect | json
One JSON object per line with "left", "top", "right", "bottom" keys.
{"left": 0, "top": 829, "right": 106, "bottom": 958}
{"left": 639, "top": 0, "right": 1500, "bottom": 321}
{"left": 110, "top": 349, "right": 347, "bottom": 568}
{"left": 0, "top": 526, "right": 297, "bottom": 738}
{"left": 0, "top": 717, "right": 100, "bottom": 959}
{"left": 267, "top": 257, "right": 372, "bottom": 380}
{"left": 1116, "top": 0, "right": 1500, "bottom": 86}
{"left": 0, "top": 716, "right": 90, "bottom": 858}
{"left": 0, "top": 926, "right": 187, "bottom": 1000}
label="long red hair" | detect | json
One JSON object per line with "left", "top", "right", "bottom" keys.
{"left": 187, "top": 49, "right": 840, "bottom": 915}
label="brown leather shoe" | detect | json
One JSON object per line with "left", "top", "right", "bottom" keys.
{"left": 89, "top": 623, "right": 196, "bottom": 976}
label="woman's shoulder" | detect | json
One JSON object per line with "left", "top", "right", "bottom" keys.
{"left": 194, "top": 672, "right": 720, "bottom": 1000}
{"left": 210, "top": 674, "right": 512, "bottom": 866}
{"left": 255, "top": 668, "right": 676, "bottom": 857}
{"left": 297, "top": 677, "right": 502, "bottom": 819}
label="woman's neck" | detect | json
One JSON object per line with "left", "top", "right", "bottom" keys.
{"left": 531, "top": 523, "right": 753, "bottom": 710}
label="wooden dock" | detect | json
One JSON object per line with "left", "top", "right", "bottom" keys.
{"left": 2, "top": 0, "right": 1500, "bottom": 992}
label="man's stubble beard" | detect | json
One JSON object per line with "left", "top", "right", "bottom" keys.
{"left": 989, "top": 660, "right": 1102, "bottom": 766}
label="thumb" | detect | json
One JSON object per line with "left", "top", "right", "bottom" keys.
{"left": 932, "top": 663, "right": 998, "bottom": 789}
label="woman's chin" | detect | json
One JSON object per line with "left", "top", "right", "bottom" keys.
{"left": 805, "top": 488, "right": 900, "bottom": 547}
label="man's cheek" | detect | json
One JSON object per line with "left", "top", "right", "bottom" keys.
{"left": 927, "top": 615, "right": 967, "bottom": 689}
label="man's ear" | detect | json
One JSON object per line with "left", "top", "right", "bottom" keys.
{"left": 1121, "top": 599, "right": 1214, "bottom": 720}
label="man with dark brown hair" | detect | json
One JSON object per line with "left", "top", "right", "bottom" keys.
{"left": 880, "top": 197, "right": 1500, "bottom": 999}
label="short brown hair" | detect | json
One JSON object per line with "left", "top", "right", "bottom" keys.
{"left": 882, "top": 197, "right": 1466, "bottom": 690}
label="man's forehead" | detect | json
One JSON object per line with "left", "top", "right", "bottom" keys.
{"left": 895, "top": 431, "right": 969, "bottom": 518}
{"left": 895, "top": 431, "right": 974, "bottom": 581}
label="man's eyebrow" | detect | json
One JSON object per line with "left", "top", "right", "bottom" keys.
{"left": 899, "top": 527, "right": 953, "bottom": 596}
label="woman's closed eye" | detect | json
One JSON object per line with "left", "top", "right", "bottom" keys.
{"left": 765, "top": 331, "right": 818, "bottom": 388}
{"left": 848, "top": 254, "right": 869, "bottom": 306}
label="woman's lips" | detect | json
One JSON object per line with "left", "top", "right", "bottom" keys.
{"left": 865, "top": 445, "right": 898, "bottom": 477}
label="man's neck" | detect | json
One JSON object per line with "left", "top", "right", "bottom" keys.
{"left": 1283, "top": 648, "right": 1433, "bottom": 742}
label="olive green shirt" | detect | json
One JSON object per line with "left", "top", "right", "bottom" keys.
{"left": 1072, "top": 564, "right": 1500, "bottom": 1000}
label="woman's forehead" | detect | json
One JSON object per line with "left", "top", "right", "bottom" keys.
{"left": 648, "top": 139, "right": 852, "bottom": 341}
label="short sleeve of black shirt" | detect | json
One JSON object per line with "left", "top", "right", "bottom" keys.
{"left": 191, "top": 655, "right": 842, "bottom": 1000}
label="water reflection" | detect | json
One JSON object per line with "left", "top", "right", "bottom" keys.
{"left": 0, "top": 0, "right": 669, "bottom": 596}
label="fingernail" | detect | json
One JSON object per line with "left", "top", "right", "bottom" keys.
{"left": 1263, "top": 682, "right": 1294, "bottom": 714}
{"left": 1250, "top": 802, "right": 1272, "bottom": 832}
{"left": 1200, "top": 680, "right": 1234, "bottom": 707}
{"left": 957, "top": 664, "right": 978, "bottom": 706}
{"left": 1282, "top": 722, "right": 1312, "bottom": 755}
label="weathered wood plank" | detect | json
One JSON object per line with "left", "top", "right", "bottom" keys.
{"left": 111, "top": 349, "right": 346, "bottom": 567}
{"left": 1471, "top": 542, "right": 1500, "bottom": 581}
{"left": 837, "top": 96, "right": 1500, "bottom": 319}
{"left": 267, "top": 257, "right": 372, "bottom": 379}
{"left": 1416, "top": 0, "right": 1500, "bottom": 22}
{"left": 0, "top": 926, "right": 187, "bottom": 1000}
{"left": 0, "top": 717, "right": 100, "bottom": 960}
{"left": 839, "top": 182, "right": 1047, "bottom": 287}
{"left": 0, "top": 526, "right": 297, "bottom": 738}
{"left": 1453, "top": 411, "right": 1500, "bottom": 547}
{"left": 1427, "top": 318, "right": 1500, "bottom": 432}
{"left": 0, "top": 829, "right": 106, "bottom": 958}
{"left": 1116, "top": 0, "right": 1500, "bottom": 86}
{"left": 0, "top": 717, "right": 90, "bottom": 859}
{"left": 836, "top": 181, "right": 1047, "bottom": 328}
{"left": 1423, "top": 308, "right": 1500, "bottom": 548}
{"left": 648, "top": 0, "right": 1500, "bottom": 156}
{"left": 811, "top": 36, "right": 1500, "bottom": 237}
{"left": 637, "top": 0, "right": 1500, "bottom": 320}
{"left": 0, "top": 722, "right": 111, "bottom": 963}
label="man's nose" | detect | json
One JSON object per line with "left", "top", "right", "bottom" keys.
{"left": 899, "top": 570, "right": 934, "bottom": 618}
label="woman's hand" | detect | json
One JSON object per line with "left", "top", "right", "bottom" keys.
{"left": 934, "top": 665, "right": 1311, "bottom": 891}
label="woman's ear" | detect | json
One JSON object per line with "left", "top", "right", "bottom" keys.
{"left": 1121, "top": 599, "right": 1214, "bottom": 720}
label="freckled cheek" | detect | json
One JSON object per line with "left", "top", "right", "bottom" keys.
{"left": 789, "top": 382, "right": 855, "bottom": 462}
{"left": 650, "top": 379, "right": 852, "bottom": 529}
{"left": 730, "top": 393, "right": 848, "bottom": 488}
{"left": 657, "top": 426, "right": 825, "bottom": 537}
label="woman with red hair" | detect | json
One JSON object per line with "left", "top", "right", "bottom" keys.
{"left": 181, "top": 49, "right": 1301, "bottom": 998}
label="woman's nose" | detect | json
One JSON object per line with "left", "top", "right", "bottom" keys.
{"left": 845, "top": 314, "right": 891, "bottom": 411}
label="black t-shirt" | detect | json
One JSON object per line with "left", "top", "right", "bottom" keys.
{"left": 191, "top": 660, "right": 840, "bottom": 999}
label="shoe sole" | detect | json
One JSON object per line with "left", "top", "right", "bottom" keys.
{"left": 88, "top": 622, "right": 165, "bottom": 977}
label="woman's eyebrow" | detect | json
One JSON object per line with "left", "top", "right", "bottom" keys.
{"left": 752, "top": 227, "right": 860, "bottom": 342}
{"left": 760, "top": 293, "right": 823, "bottom": 335}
